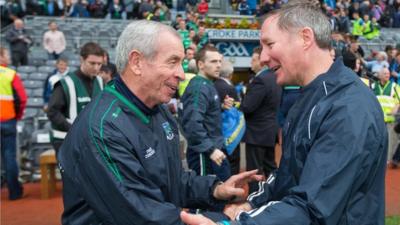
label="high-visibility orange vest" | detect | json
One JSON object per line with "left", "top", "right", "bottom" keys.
{"left": 0, "top": 65, "right": 17, "bottom": 120}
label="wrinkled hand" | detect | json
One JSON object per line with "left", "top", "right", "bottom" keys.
{"left": 222, "top": 95, "right": 234, "bottom": 110}
{"left": 224, "top": 202, "right": 253, "bottom": 220}
{"left": 180, "top": 211, "right": 216, "bottom": 225}
{"left": 213, "top": 170, "right": 263, "bottom": 201}
{"left": 210, "top": 149, "right": 226, "bottom": 166}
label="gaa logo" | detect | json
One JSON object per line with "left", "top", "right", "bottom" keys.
{"left": 215, "top": 42, "right": 250, "bottom": 57}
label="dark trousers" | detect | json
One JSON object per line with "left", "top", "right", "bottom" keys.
{"left": 187, "top": 149, "right": 231, "bottom": 212}
{"left": 246, "top": 143, "right": 276, "bottom": 193}
{"left": 11, "top": 51, "right": 28, "bottom": 67}
{"left": 0, "top": 119, "right": 23, "bottom": 199}
{"left": 393, "top": 144, "right": 400, "bottom": 163}
{"left": 187, "top": 149, "right": 231, "bottom": 182}
{"left": 227, "top": 146, "right": 240, "bottom": 175}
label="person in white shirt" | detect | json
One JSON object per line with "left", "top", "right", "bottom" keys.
{"left": 43, "top": 21, "right": 66, "bottom": 60}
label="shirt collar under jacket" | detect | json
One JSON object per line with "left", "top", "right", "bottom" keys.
{"left": 114, "top": 75, "right": 158, "bottom": 116}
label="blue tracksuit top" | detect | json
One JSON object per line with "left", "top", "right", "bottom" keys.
{"left": 237, "top": 58, "right": 387, "bottom": 225}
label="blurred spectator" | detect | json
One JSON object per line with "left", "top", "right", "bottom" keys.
{"left": 70, "top": 0, "right": 89, "bottom": 17}
{"left": 138, "top": 0, "right": 154, "bottom": 19}
{"left": 238, "top": 0, "right": 251, "bottom": 15}
{"left": 62, "top": 0, "right": 74, "bottom": 16}
{"left": 331, "top": 31, "right": 346, "bottom": 56}
{"left": 363, "top": 51, "right": 390, "bottom": 74}
{"left": 5, "top": 19, "right": 31, "bottom": 67}
{"left": 185, "top": 0, "right": 197, "bottom": 12}
{"left": 197, "top": 0, "right": 208, "bottom": 15}
{"left": 0, "top": 46, "right": 27, "bottom": 201}
{"left": 155, "top": 0, "right": 170, "bottom": 21}
{"left": 337, "top": 8, "right": 351, "bottom": 33}
{"left": 247, "top": 0, "right": 256, "bottom": 14}
{"left": 147, "top": 6, "right": 161, "bottom": 21}
{"left": 351, "top": 11, "right": 364, "bottom": 36}
{"left": 194, "top": 22, "right": 209, "bottom": 50}
{"left": 214, "top": 60, "right": 241, "bottom": 176}
{"left": 327, "top": 11, "right": 339, "bottom": 31}
{"left": 0, "top": 0, "right": 24, "bottom": 28}
{"left": 393, "top": 6, "right": 400, "bottom": 28}
{"left": 43, "top": 0, "right": 62, "bottom": 16}
{"left": 258, "top": 0, "right": 275, "bottom": 16}
{"left": 107, "top": 0, "right": 126, "bottom": 19}
{"left": 348, "top": 1, "right": 361, "bottom": 20}
{"left": 182, "top": 47, "right": 195, "bottom": 72}
{"left": 370, "top": 1, "right": 383, "bottom": 21}
{"left": 43, "top": 21, "right": 66, "bottom": 60}
{"left": 43, "top": 58, "right": 69, "bottom": 108}
{"left": 103, "top": 51, "right": 118, "bottom": 78}
{"left": 390, "top": 51, "right": 400, "bottom": 83}
{"left": 88, "top": 0, "right": 106, "bottom": 18}
{"left": 172, "top": 13, "right": 184, "bottom": 30}
{"left": 372, "top": 67, "right": 400, "bottom": 162}
{"left": 99, "top": 64, "right": 113, "bottom": 84}
{"left": 186, "top": 12, "right": 198, "bottom": 33}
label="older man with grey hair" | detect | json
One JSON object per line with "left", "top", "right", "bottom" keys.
{"left": 214, "top": 60, "right": 241, "bottom": 175}
{"left": 58, "top": 20, "right": 261, "bottom": 225}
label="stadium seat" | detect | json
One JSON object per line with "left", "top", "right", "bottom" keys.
{"left": 30, "top": 72, "right": 48, "bottom": 81}
{"left": 31, "top": 88, "right": 44, "bottom": 97}
{"left": 24, "top": 80, "right": 43, "bottom": 89}
{"left": 18, "top": 72, "right": 29, "bottom": 80}
{"left": 38, "top": 66, "right": 55, "bottom": 74}
{"left": 27, "top": 98, "right": 44, "bottom": 108}
{"left": 17, "top": 65, "right": 37, "bottom": 74}
{"left": 46, "top": 60, "right": 57, "bottom": 66}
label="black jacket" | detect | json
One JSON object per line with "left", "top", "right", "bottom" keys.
{"left": 240, "top": 69, "right": 282, "bottom": 147}
{"left": 5, "top": 27, "right": 31, "bottom": 54}
{"left": 59, "top": 82, "right": 219, "bottom": 225}
{"left": 214, "top": 78, "right": 239, "bottom": 102}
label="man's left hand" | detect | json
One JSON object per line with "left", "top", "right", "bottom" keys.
{"left": 180, "top": 211, "right": 216, "bottom": 225}
{"left": 213, "top": 170, "right": 263, "bottom": 200}
{"left": 222, "top": 95, "right": 234, "bottom": 109}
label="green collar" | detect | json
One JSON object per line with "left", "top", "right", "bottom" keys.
{"left": 105, "top": 84, "right": 150, "bottom": 124}
{"left": 196, "top": 74, "right": 214, "bottom": 84}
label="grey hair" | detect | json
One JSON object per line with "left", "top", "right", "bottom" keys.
{"left": 266, "top": 0, "right": 332, "bottom": 49}
{"left": 377, "top": 51, "right": 388, "bottom": 61}
{"left": 187, "top": 59, "right": 198, "bottom": 73}
{"left": 220, "top": 60, "right": 234, "bottom": 78}
{"left": 115, "top": 20, "right": 181, "bottom": 73}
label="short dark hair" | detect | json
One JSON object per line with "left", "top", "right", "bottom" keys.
{"left": 56, "top": 58, "right": 68, "bottom": 64}
{"left": 195, "top": 45, "right": 219, "bottom": 65}
{"left": 252, "top": 46, "right": 262, "bottom": 55}
{"left": 80, "top": 42, "right": 104, "bottom": 60}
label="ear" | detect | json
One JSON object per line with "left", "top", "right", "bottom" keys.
{"left": 300, "top": 27, "right": 315, "bottom": 50}
{"left": 127, "top": 50, "right": 142, "bottom": 75}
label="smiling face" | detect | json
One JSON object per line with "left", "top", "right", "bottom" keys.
{"left": 139, "top": 31, "right": 185, "bottom": 107}
{"left": 260, "top": 15, "right": 303, "bottom": 85}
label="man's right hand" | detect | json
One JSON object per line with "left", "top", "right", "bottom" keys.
{"left": 224, "top": 202, "right": 253, "bottom": 220}
{"left": 210, "top": 149, "right": 226, "bottom": 166}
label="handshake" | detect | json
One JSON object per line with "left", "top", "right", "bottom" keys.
{"left": 182, "top": 170, "right": 263, "bottom": 225}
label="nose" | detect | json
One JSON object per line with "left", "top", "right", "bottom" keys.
{"left": 260, "top": 49, "right": 270, "bottom": 66}
{"left": 177, "top": 65, "right": 185, "bottom": 81}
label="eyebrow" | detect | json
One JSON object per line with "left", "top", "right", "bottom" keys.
{"left": 167, "top": 55, "right": 182, "bottom": 61}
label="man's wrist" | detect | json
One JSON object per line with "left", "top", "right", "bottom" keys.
{"left": 212, "top": 180, "right": 223, "bottom": 199}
